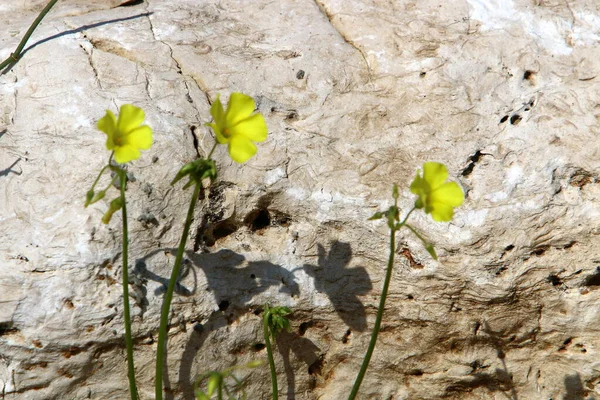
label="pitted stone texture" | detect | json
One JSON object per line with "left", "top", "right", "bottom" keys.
{"left": 1, "top": 0, "right": 600, "bottom": 399}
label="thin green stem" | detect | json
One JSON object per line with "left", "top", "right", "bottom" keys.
{"left": 206, "top": 142, "right": 218, "bottom": 160}
{"left": 405, "top": 224, "right": 426, "bottom": 244}
{"left": 0, "top": 0, "right": 60, "bottom": 72}
{"left": 399, "top": 207, "right": 416, "bottom": 227}
{"left": 155, "top": 181, "right": 202, "bottom": 400}
{"left": 263, "top": 312, "right": 279, "bottom": 400}
{"left": 89, "top": 165, "right": 109, "bottom": 192}
{"left": 348, "top": 225, "right": 397, "bottom": 400}
{"left": 118, "top": 169, "right": 138, "bottom": 400}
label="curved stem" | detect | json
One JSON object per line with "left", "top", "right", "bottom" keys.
{"left": 263, "top": 312, "right": 279, "bottom": 400}
{"left": 0, "top": 0, "right": 60, "bottom": 72}
{"left": 155, "top": 181, "right": 202, "bottom": 400}
{"left": 348, "top": 226, "right": 397, "bottom": 400}
{"left": 119, "top": 169, "right": 138, "bottom": 400}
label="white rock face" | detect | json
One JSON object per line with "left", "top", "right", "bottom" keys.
{"left": 1, "top": 0, "right": 600, "bottom": 399}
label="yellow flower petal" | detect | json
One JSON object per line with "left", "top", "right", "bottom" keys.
{"left": 230, "top": 114, "right": 268, "bottom": 142}
{"left": 430, "top": 203, "right": 455, "bottom": 222}
{"left": 126, "top": 125, "right": 153, "bottom": 149}
{"left": 430, "top": 182, "right": 464, "bottom": 207}
{"left": 410, "top": 173, "right": 427, "bottom": 195}
{"left": 98, "top": 110, "right": 118, "bottom": 151}
{"left": 210, "top": 94, "right": 225, "bottom": 131}
{"left": 225, "top": 93, "right": 256, "bottom": 127}
{"left": 228, "top": 135, "right": 257, "bottom": 163}
{"left": 423, "top": 162, "right": 448, "bottom": 189}
{"left": 113, "top": 145, "right": 141, "bottom": 164}
{"left": 117, "top": 104, "right": 145, "bottom": 134}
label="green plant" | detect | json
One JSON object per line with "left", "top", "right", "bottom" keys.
{"left": 348, "top": 162, "right": 464, "bottom": 399}
{"left": 86, "top": 104, "right": 153, "bottom": 400}
{"left": 263, "top": 305, "right": 292, "bottom": 400}
{"left": 194, "top": 361, "right": 264, "bottom": 400}
{"left": 155, "top": 93, "right": 268, "bottom": 400}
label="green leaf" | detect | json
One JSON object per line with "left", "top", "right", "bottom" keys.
{"left": 171, "top": 161, "right": 197, "bottom": 186}
{"left": 368, "top": 211, "right": 384, "bottom": 220}
{"left": 392, "top": 184, "right": 399, "bottom": 200}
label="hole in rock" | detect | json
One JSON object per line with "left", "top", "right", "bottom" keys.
{"left": 342, "top": 329, "right": 352, "bottom": 344}
{"left": 407, "top": 369, "right": 424, "bottom": 376}
{"left": 499, "top": 115, "right": 509, "bottom": 123}
{"left": 245, "top": 209, "right": 271, "bottom": 231}
{"left": 523, "top": 70, "right": 535, "bottom": 81}
{"left": 299, "top": 321, "right": 312, "bottom": 336}
{"left": 548, "top": 274, "right": 562, "bottom": 286}
{"left": 510, "top": 114, "right": 522, "bottom": 125}
{"left": 218, "top": 300, "right": 230, "bottom": 311}
{"left": 584, "top": 268, "right": 600, "bottom": 287}
{"left": 253, "top": 343, "right": 266, "bottom": 351}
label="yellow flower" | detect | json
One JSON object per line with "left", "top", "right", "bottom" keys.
{"left": 410, "top": 162, "right": 464, "bottom": 222}
{"left": 97, "top": 104, "right": 153, "bottom": 164}
{"left": 207, "top": 93, "right": 268, "bottom": 163}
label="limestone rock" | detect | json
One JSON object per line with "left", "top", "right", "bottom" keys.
{"left": 1, "top": 0, "right": 600, "bottom": 399}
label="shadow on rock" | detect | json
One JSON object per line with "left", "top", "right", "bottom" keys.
{"left": 275, "top": 329, "right": 322, "bottom": 400}
{"left": 302, "top": 241, "right": 372, "bottom": 331}
{"left": 563, "top": 373, "right": 585, "bottom": 400}
{"left": 135, "top": 248, "right": 299, "bottom": 308}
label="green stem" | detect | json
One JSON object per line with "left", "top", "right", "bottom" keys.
{"left": 89, "top": 165, "right": 109, "bottom": 192}
{"left": 0, "top": 0, "right": 60, "bottom": 72}
{"left": 405, "top": 224, "right": 426, "bottom": 244}
{"left": 206, "top": 142, "right": 218, "bottom": 160}
{"left": 399, "top": 207, "right": 416, "bottom": 227}
{"left": 263, "top": 312, "right": 278, "bottom": 400}
{"left": 348, "top": 225, "right": 397, "bottom": 400}
{"left": 155, "top": 181, "right": 202, "bottom": 400}
{"left": 118, "top": 169, "right": 138, "bottom": 400}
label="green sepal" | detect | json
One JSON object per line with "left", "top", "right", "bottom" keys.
{"left": 392, "top": 184, "right": 399, "bottom": 200}
{"left": 85, "top": 190, "right": 95, "bottom": 207}
{"left": 91, "top": 190, "right": 106, "bottom": 204}
{"left": 101, "top": 197, "right": 123, "bottom": 224}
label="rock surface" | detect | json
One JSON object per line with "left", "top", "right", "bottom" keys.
{"left": 1, "top": 0, "right": 600, "bottom": 399}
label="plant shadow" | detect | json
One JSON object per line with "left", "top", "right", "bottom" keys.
{"left": 275, "top": 329, "right": 322, "bottom": 400}
{"left": 136, "top": 247, "right": 301, "bottom": 398}
{"left": 0, "top": 157, "right": 22, "bottom": 178}
{"left": 2, "top": 12, "right": 152, "bottom": 75}
{"left": 302, "top": 241, "right": 372, "bottom": 332}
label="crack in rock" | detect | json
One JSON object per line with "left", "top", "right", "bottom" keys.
{"left": 313, "top": 0, "right": 372, "bottom": 81}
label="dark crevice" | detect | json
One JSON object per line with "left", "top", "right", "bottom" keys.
{"left": 118, "top": 0, "right": 145, "bottom": 6}
{"left": 461, "top": 150, "right": 484, "bottom": 177}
